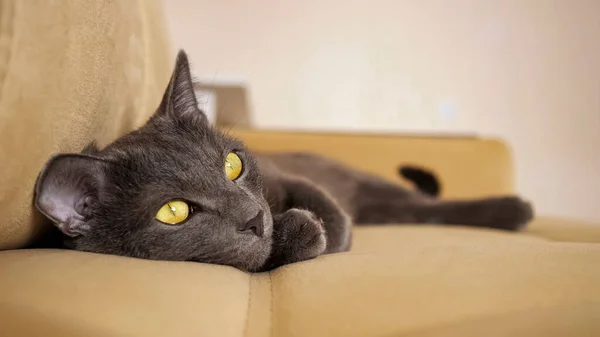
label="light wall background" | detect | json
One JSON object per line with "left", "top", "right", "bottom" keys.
{"left": 165, "top": 0, "right": 600, "bottom": 222}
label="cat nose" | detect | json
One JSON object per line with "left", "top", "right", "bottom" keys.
{"left": 236, "top": 210, "right": 264, "bottom": 237}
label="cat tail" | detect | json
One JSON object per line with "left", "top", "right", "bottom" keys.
{"left": 399, "top": 166, "right": 440, "bottom": 197}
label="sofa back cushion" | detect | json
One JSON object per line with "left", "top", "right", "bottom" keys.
{"left": 0, "top": 0, "right": 172, "bottom": 249}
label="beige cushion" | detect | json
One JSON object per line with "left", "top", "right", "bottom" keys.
{"left": 0, "top": 0, "right": 172, "bottom": 250}
{"left": 2, "top": 222, "right": 600, "bottom": 337}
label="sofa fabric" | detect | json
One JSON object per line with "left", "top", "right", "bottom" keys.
{"left": 2, "top": 226, "right": 600, "bottom": 337}
{"left": 0, "top": 0, "right": 172, "bottom": 250}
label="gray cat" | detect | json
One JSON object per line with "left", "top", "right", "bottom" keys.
{"left": 33, "top": 50, "right": 533, "bottom": 272}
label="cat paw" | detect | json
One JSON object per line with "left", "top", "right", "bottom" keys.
{"left": 486, "top": 197, "right": 534, "bottom": 230}
{"left": 272, "top": 208, "right": 327, "bottom": 263}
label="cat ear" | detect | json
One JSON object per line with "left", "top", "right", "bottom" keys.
{"left": 157, "top": 49, "right": 207, "bottom": 125}
{"left": 34, "top": 154, "right": 107, "bottom": 237}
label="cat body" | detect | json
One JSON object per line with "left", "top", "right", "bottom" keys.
{"left": 33, "top": 51, "right": 533, "bottom": 272}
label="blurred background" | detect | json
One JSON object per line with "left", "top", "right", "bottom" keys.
{"left": 164, "top": 0, "right": 600, "bottom": 223}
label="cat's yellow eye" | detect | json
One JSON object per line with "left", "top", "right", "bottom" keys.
{"left": 155, "top": 200, "right": 189, "bottom": 225}
{"left": 225, "top": 152, "right": 243, "bottom": 180}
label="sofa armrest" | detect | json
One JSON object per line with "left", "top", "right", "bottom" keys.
{"left": 229, "top": 129, "right": 515, "bottom": 199}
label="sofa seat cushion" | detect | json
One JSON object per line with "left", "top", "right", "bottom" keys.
{"left": 0, "top": 250, "right": 252, "bottom": 337}
{"left": 270, "top": 226, "right": 600, "bottom": 337}
{"left": 2, "top": 225, "right": 600, "bottom": 337}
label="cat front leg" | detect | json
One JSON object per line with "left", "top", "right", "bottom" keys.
{"left": 279, "top": 176, "right": 353, "bottom": 254}
{"left": 259, "top": 208, "right": 326, "bottom": 271}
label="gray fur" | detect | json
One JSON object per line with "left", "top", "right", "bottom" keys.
{"left": 33, "top": 50, "right": 534, "bottom": 272}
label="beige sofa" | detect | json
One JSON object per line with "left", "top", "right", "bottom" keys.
{"left": 1, "top": 1, "right": 600, "bottom": 336}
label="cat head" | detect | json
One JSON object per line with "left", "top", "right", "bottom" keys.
{"left": 34, "top": 50, "right": 273, "bottom": 271}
